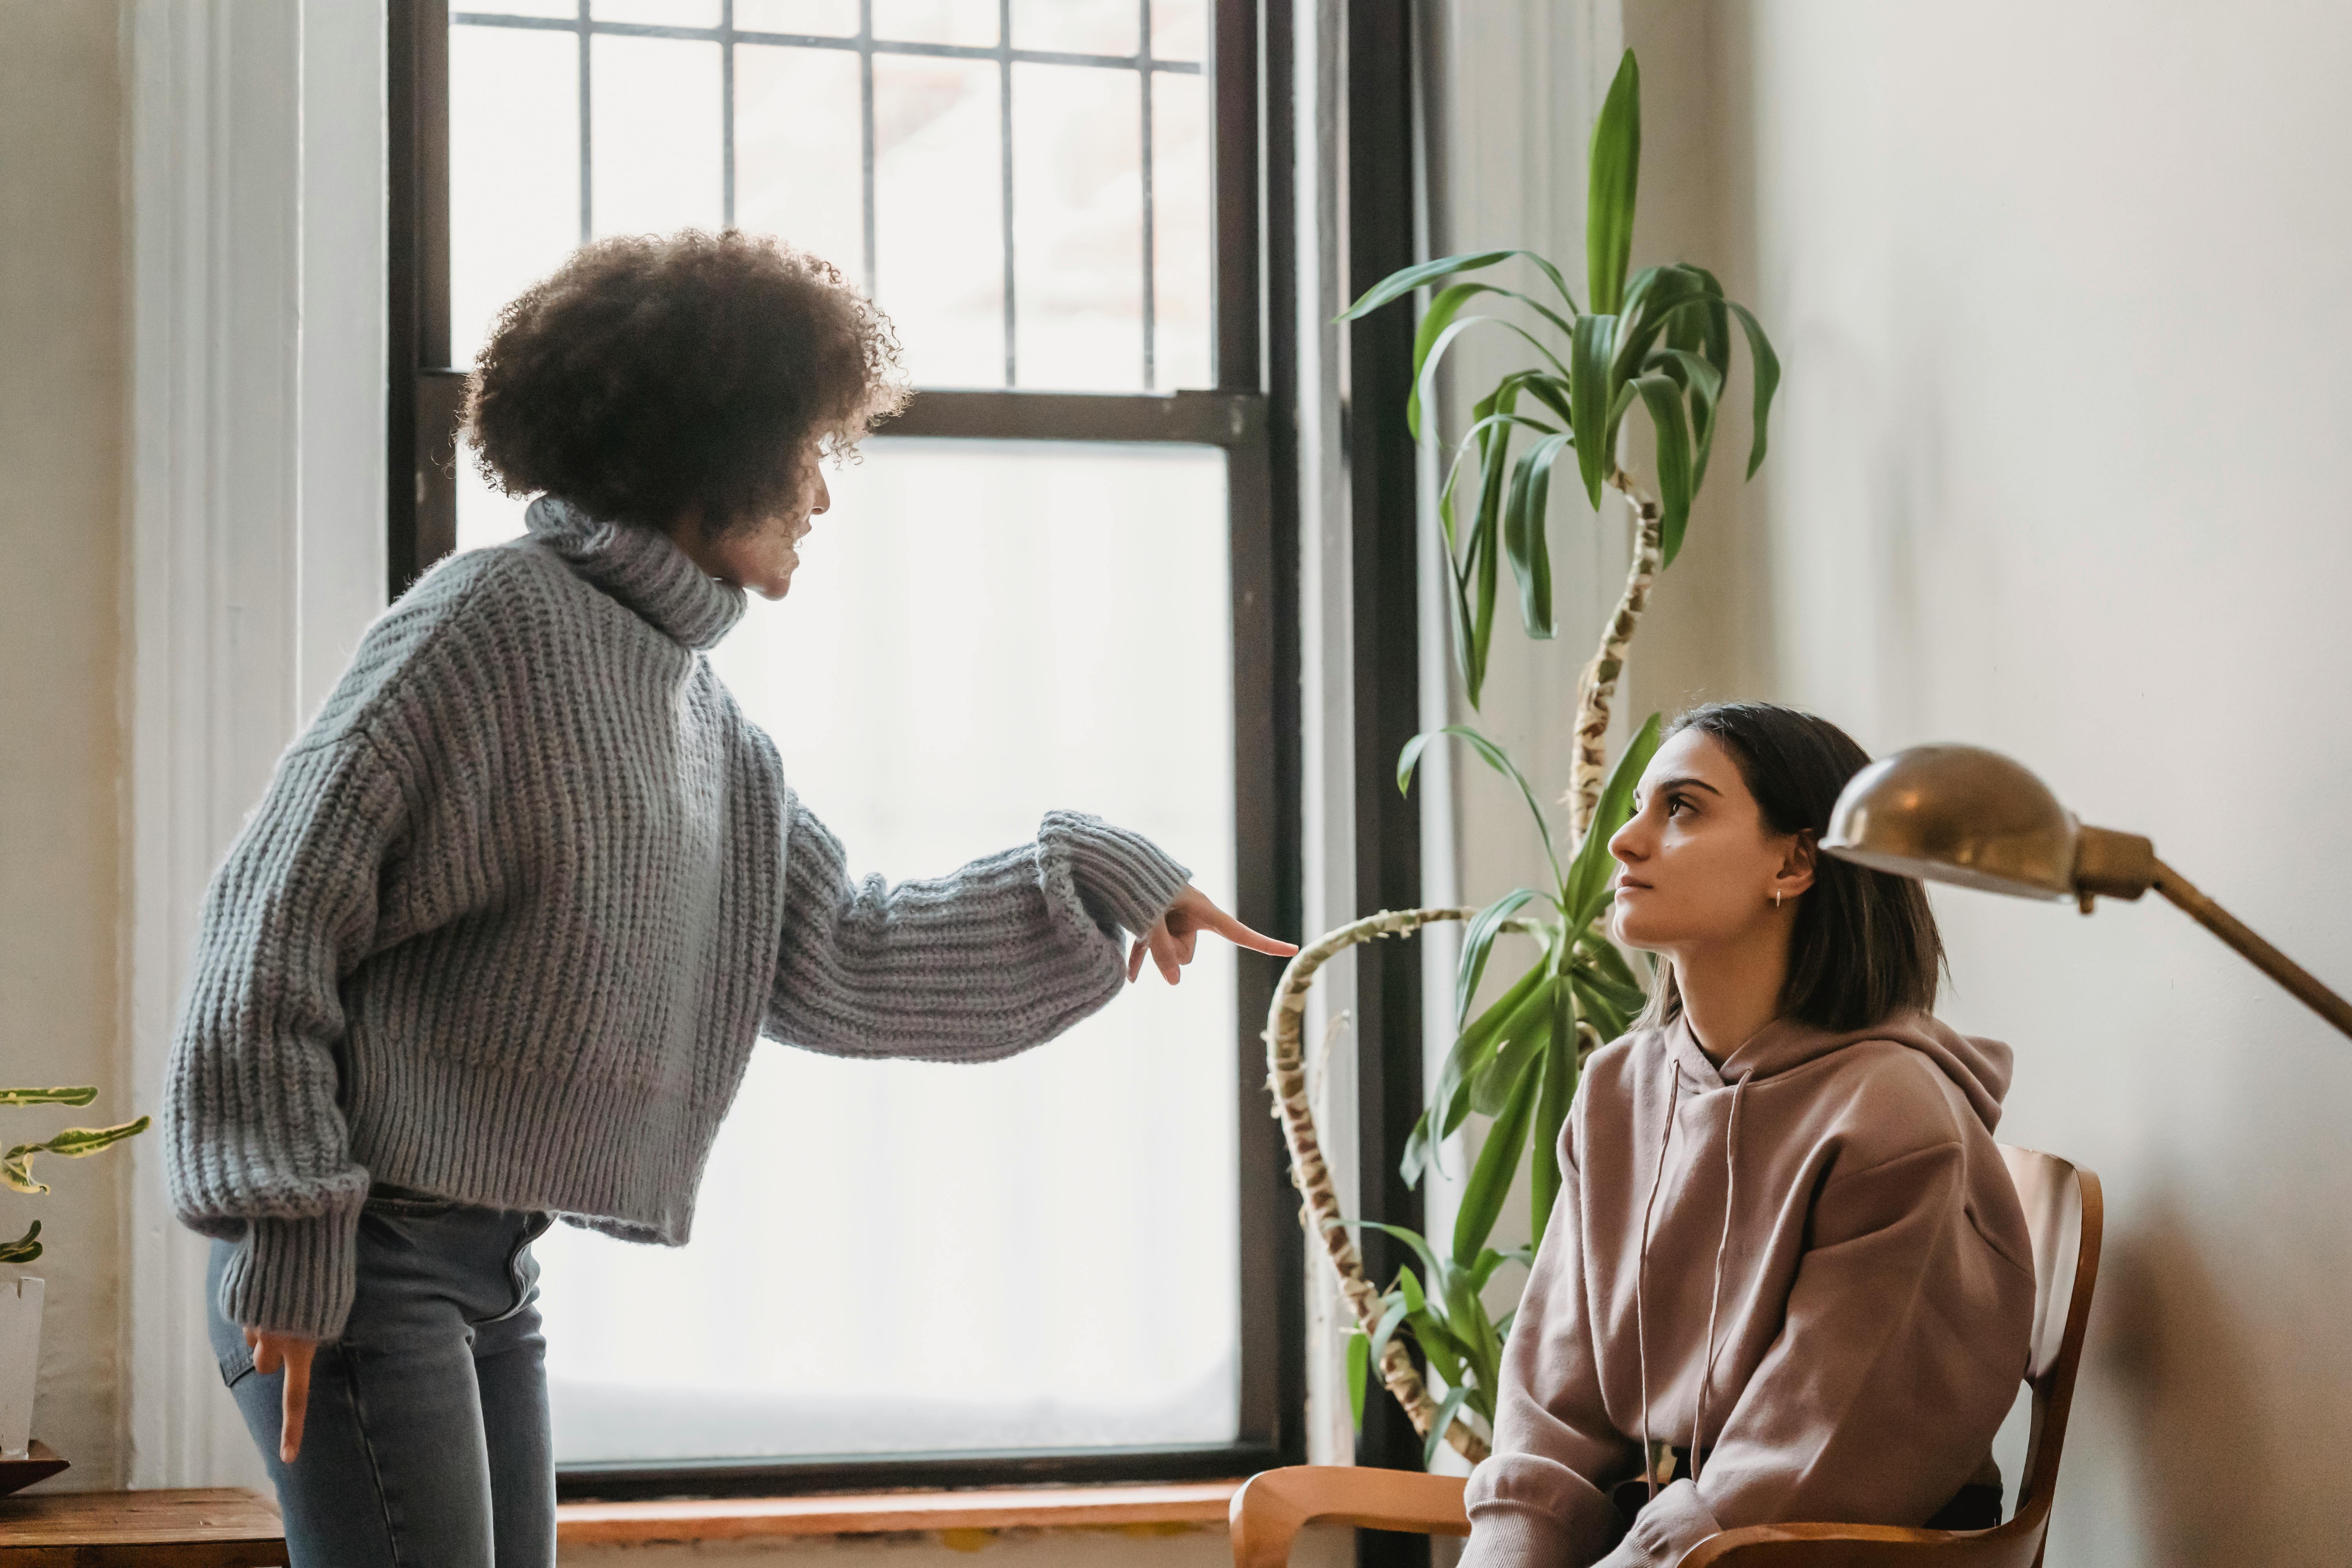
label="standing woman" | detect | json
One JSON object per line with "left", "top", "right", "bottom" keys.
{"left": 1461, "top": 704, "right": 2035, "bottom": 1568}
{"left": 162, "top": 231, "right": 1292, "bottom": 1568}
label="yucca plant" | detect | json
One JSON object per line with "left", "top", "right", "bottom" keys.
{"left": 1, "top": 1087, "right": 150, "bottom": 1265}
{"left": 1323, "top": 48, "right": 1780, "bottom": 1461}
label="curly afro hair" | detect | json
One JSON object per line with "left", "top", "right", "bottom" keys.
{"left": 465, "top": 230, "right": 907, "bottom": 535}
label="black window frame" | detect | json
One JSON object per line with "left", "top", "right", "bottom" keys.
{"left": 388, "top": 0, "right": 1305, "bottom": 1502}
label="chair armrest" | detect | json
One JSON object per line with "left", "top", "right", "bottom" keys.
{"left": 1676, "top": 1515, "right": 2041, "bottom": 1568}
{"left": 1229, "top": 1467, "right": 1469, "bottom": 1568}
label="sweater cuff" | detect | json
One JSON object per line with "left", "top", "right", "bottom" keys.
{"left": 1040, "top": 812, "right": 1191, "bottom": 939}
{"left": 1597, "top": 1479, "right": 1720, "bottom": 1568}
{"left": 214, "top": 1207, "right": 363, "bottom": 1342}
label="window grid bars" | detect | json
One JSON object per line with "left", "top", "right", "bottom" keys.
{"left": 453, "top": 4, "right": 1202, "bottom": 390}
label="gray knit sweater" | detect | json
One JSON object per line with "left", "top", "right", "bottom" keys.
{"left": 163, "top": 499, "right": 1191, "bottom": 1340}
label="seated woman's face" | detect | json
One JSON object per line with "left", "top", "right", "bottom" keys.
{"left": 1607, "top": 728, "right": 1811, "bottom": 955}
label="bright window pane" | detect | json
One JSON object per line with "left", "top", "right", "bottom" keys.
{"left": 873, "top": 56, "right": 1005, "bottom": 385}
{"left": 450, "top": 24, "right": 579, "bottom": 367}
{"left": 467, "top": 0, "right": 575, "bottom": 18}
{"left": 1151, "top": 70, "right": 1212, "bottom": 387}
{"left": 735, "top": 44, "right": 865, "bottom": 279}
{"left": 870, "top": 0, "right": 997, "bottom": 46}
{"left": 456, "top": 454, "right": 532, "bottom": 554}
{"left": 736, "top": 0, "right": 860, "bottom": 34}
{"left": 593, "top": 0, "right": 721, "bottom": 22}
{"left": 1150, "top": 0, "right": 1205, "bottom": 62}
{"left": 1013, "top": 64, "right": 1142, "bottom": 391}
{"left": 590, "top": 34, "right": 723, "bottom": 238}
{"left": 534, "top": 439, "right": 1239, "bottom": 1462}
{"left": 1011, "top": 0, "right": 1138, "bottom": 56}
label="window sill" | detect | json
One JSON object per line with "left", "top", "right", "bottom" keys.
{"left": 555, "top": 1479, "right": 1244, "bottom": 1549}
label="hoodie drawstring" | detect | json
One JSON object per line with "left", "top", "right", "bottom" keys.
{"left": 1633, "top": 1061, "right": 1681, "bottom": 1503}
{"left": 1690, "top": 1069, "right": 1751, "bottom": 1484}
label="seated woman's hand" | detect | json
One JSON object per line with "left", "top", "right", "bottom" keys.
{"left": 1128, "top": 885, "right": 1298, "bottom": 985}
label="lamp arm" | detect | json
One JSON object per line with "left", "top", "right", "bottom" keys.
{"left": 2149, "top": 859, "right": 2352, "bottom": 1042}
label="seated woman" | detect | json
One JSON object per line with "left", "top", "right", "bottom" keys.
{"left": 1463, "top": 702, "right": 2035, "bottom": 1568}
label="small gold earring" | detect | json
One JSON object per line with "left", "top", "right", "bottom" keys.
{"left": 1773, "top": 889, "right": 1783, "bottom": 908}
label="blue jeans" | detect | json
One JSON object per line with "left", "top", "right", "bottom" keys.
{"left": 207, "top": 1187, "right": 558, "bottom": 1568}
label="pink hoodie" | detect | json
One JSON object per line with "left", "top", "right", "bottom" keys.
{"left": 1461, "top": 1010, "right": 2036, "bottom": 1568}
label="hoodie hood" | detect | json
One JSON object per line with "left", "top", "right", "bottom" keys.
{"left": 1664, "top": 1008, "right": 2013, "bottom": 1136}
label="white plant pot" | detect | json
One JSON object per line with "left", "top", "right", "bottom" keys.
{"left": 0, "top": 1276, "right": 41, "bottom": 1460}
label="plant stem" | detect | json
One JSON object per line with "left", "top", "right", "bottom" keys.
{"left": 1565, "top": 472, "right": 1663, "bottom": 837}
{"left": 1265, "top": 906, "right": 1493, "bottom": 1465}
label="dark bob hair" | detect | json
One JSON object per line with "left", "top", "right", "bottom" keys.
{"left": 465, "top": 230, "right": 908, "bottom": 535}
{"left": 1641, "top": 701, "right": 1946, "bottom": 1033}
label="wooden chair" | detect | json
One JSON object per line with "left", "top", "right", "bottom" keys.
{"left": 1230, "top": 1146, "right": 2101, "bottom": 1568}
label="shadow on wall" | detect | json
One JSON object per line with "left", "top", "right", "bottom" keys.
{"left": 2099, "top": 1192, "right": 2299, "bottom": 1566}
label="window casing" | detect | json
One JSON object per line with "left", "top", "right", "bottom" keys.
{"left": 388, "top": 0, "right": 1301, "bottom": 1500}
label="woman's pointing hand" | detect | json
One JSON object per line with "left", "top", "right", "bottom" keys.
{"left": 1127, "top": 885, "right": 1299, "bottom": 985}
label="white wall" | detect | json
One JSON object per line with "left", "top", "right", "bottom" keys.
{"left": 1606, "top": 4, "right": 2352, "bottom": 1562}
{"left": 0, "top": 0, "right": 129, "bottom": 1491}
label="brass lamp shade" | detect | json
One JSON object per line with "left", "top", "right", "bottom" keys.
{"left": 1822, "top": 741, "right": 2352, "bottom": 1042}
{"left": 1821, "top": 745, "right": 2078, "bottom": 900}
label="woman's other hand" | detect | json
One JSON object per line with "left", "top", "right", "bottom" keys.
{"left": 1127, "top": 886, "right": 1298, "bottom": 985}
{"left": 245, "top": 1327, "right": 318, "bottom": 1463}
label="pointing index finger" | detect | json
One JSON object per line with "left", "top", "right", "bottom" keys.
{"left": 1204, "top": 906, "right": 1299, "bottom": 957}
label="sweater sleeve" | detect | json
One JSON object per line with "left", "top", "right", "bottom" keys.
{"left": 764, "top": 793, "right": 1191, "bottom": 1062}
{"left": 1598, "top": 1142, "right": 2032, "bottom": 1568}
{"left": 1463, "top": 1115, "right": 1641, "bottom": 1568}
{"left": 162, "top": 731, "right": 410, "bottom": 1342}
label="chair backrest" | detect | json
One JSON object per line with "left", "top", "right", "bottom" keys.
{"left": 1998, "top": 1144, "right": 2103, "bottom": 1524}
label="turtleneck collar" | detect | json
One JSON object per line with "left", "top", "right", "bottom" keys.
{"left": 523, "top": 496, "right": 746, "bottom": 650}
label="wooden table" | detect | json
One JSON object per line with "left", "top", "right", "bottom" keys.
{"left": 0, "top": 1488, "right": 287, "bottom": 1566}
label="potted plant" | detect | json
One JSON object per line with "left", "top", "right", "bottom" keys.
{"left": 1269, "top": 49, "right": 1780, "bottom": 1466}
{"left": 1, "top": 1086, "right": 149, "bottom": 1477}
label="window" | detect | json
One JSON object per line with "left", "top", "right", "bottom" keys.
{"left": 389, "top": 0, "right": 1298, "bottom": 1497}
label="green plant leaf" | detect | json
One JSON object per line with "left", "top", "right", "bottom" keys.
{"left": 1576, "top": 926, "right": 1651, "bottom": 1006}
{"left": 1423, "top": 1385, "right": 1473, "bottom": 1469}
{"left": 1518, "top": 373, "right": 1576, "bottom": 431}
{"left": 1454, "top": 889, "right": 1546, "bottom": 1030}
{"left": 0, "top": 1220, "right": 40, "bottom": 1266}
{"left": 1346, "top": 1330, "right": 1371, "bottom": 1432}
{"left": 1529, "top": 1026, "right": 1580, "bottom": 1248}
{"left": 1412, "top": 1312, "right": 1472, "bottom": 1392}
{"left": 1407, "top": 959, "right": 1548, "bottom": 1188}
{"left": 1453, "top": 1037, "right": 1546, "bottom": 1264}
{"left": 1503, "top": 434, "right": 1572, "bottom": 638}
{"left": 1397, "top": 726, "right": 1562, "bottom": 889}
{"left": 1409, "top": 305, "right": 1577, "bottom": 445}
{"left": 1646, "top": 347, "right": 1725, "bottom": 492}
{"left": 1561, "top": 712, "right": 1666, "bottom": 926}
{"left": 1408, "top": 303, "right": 1485, "bottom": 443}
{"left": 1570, "top": 935, "right": 1649, "bottom": 1022}
{"left": 1327, "top": 1218, "right": 1447, "bottom": 1292}
{"left": 0, "top": 1087, "right": 99, "bottom": 1107}
{"left": 1396, "top": 1263, "right": 1428, "bottom": 1316}
{"left": 1338, "top": 248, "right": 1581, "bottom": 322}
{"left": 1570, "top": 313, "right": 1617, "bottom": 507}
{"left": 1726, "top": 300, "right": 1782, "bottom": 479}
{"left": 1586, "top": 51, "right": 1641, "bottom": 315}
{"left": 1370, "top": 1296, "right": 1413, "bottom": 1375}
{"left": 1632, "top": 373, "right": 1696, "bottom": 564}
{"left": 1612, "top": 266, "right": 1711, "bottom": 387}
{"left": 2, "top": 1114, "right": 152, "bottom": 1195}
{"left": 1468, "top": 976, "right": 1560, "bottom": 1115}
{"left": 1567, "top": 972, "right": 1628, "bottom": 1047}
